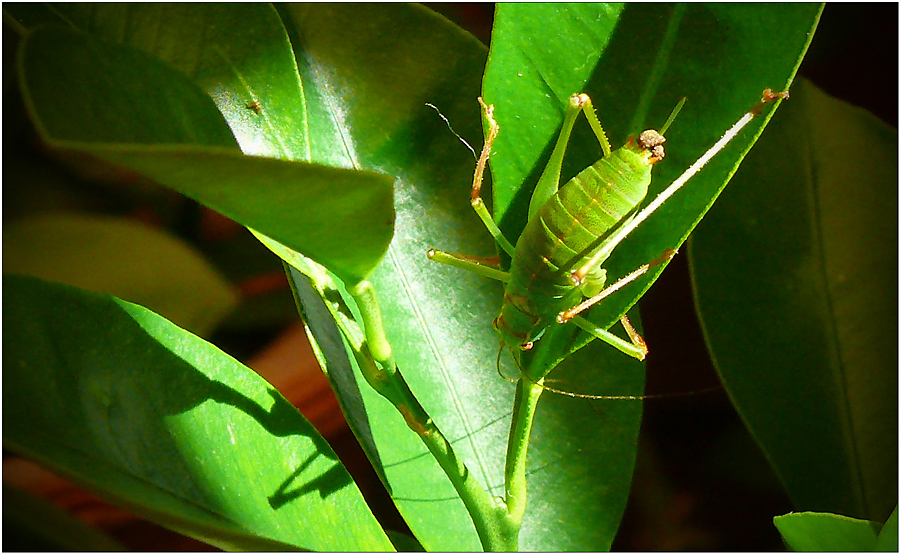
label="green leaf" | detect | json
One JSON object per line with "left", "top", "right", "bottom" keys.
{"left": 5, "top": 3, "right": 312, "bottom": 162}
{"left": 6, "top": 3, "right": 825, "bottom": 551}
{"left": 774, "top": 512, "right": 881, "bottom": 551}
{"left": 16, "top": 24, "right": 395, "bottom": 285}
{"left": 482, "top": 2, "right": 625, "bottom": 221}
{"left": 3, "top": 213, "right": 238, "bottom": 337}
{"left": 3, "top": 274, "right": 393, "bottom": 551}
{"left": 689, "top": 79, "right": 898, "bottom": 522}
{"left": 83, "top": 144, "right": 393, "bottom": 287}
{"left": 16, "top": 24, "right": 235, "bottom": 147}
{"left": 484, "top": 4, "right": 822, "bottom": 357}
{"left": 275, "top": 4, "right": 492, "bottom": 550}
{"left": 875, "top": 506, "right": 898, "bottom": 552}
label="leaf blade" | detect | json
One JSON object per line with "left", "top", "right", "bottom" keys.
{"left": 17, "top": 24, "right": 395, "bottom": 285}
{"left": 3, "top": 275, "right": 394, "bottom": 551}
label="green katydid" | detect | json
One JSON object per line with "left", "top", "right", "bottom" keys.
{"left": 428, "top": 89, "right": 788, "bottom": 380}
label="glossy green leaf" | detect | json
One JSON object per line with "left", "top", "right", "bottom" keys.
{"left": 484, "top": 4, "right": 822, "bottom": 366}
{"left": 82, "top": 144, "right": 393, "bottom": 287}
{"left": 17, "top": 24, "right": 233, "bottom": 146}
{"left": 3, "top": 212, "right": 238, "bottom": 337}
{"left": 16, "top": 24, "right": 395, "bottom": 284}
{"left": 3, "top": 274, "right": 393, "bottom": 551}
{"left": 689, "top": 79, "right": 898, "bottom": 523}
{"left": 273, "top": 6, "right": 493, "bottom": 549}
{"left": 5, "top": 3, "right": 313, "bottom": 162}
{"left": 774, "top": 512, "right": 882, "bottom": 552}
{"left": 5, "top": 3, "right": 826, "bottom": 551}
{"left": 482, "top": 2, "right": 625, "bottom": 220}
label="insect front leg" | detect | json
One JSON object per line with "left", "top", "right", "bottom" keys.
{"left": 427, "top": 98, "right": 514, "bottom": 281}
{"left": 467, "top": 98, "right": 516, "bottom": 256}
{"left": 528, "top": 93, "right": 613, "bottom": 222}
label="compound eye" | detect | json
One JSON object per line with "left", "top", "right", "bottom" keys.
{"left": 521, "top": 341, "right": 534, "bottom": 351}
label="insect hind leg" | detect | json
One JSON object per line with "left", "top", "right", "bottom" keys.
{"left": 560, "top": 248, "right": 679, "bottom": 360}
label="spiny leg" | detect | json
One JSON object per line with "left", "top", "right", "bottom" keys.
{"left": 556, "top": 88, "right": 788, "bottom": 360}
{"left": 560, "top": 249, "right": 678, "bottom": 323}
{"left": 428, "top": 98, "right": 516, "bottom": 277}
{"left": 469, "top": 98, "right": 516, "bottom": 256}
{"left": 571, "top": 314, "right": 648, "bottom": 361}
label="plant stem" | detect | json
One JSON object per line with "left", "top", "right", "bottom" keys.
{"left": 350, "top": 280, "right": 518, "bottom": 551}
{"left": 383, "top": 372, "right": 518, "bottom": 551}
{"left": 504, "top": 377, "right": 544, "bottom": 530}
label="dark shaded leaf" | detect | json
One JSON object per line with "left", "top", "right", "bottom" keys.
{"left": 3, "top": 484, "right": 125, "bottom": 551}
{"left": 690, "top": 79, "right": 898, "bottom": 523}
{"left": 3, "top": 213, "right": 237, "bottom": 336}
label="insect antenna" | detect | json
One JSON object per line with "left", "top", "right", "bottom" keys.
{"left": 530, "top": 377, "right": 723, "bottom": 401}
{"left": 426, "top": 103, "right": 478, "bottom": 160}
{"left": 658, "top": 97, "right": 687, "bottom": 135}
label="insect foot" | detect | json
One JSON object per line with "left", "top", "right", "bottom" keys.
{"left": 752, "top": 88, "right": 789, "bottom": 115}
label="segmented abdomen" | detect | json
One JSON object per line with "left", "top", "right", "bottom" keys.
{"left": 495, "top": 145, "right": 652, "bottom": 348}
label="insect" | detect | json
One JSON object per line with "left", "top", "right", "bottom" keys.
{"left": 428, "top": 89, "right": 788, "bottom": 373}
{"left": 246, "top": 100, "right": 262, "bottom": 114}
